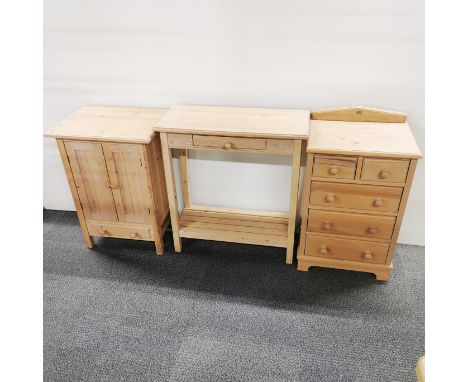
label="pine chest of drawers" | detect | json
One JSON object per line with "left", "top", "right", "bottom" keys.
{"left": 297, "top": 107, "right": 421, "bottom": 281}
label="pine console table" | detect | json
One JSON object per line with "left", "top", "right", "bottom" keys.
{"left": 154, "top": 105, "right": 309, "bottom": 263}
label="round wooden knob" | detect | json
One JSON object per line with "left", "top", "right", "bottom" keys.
{"left": 319, "top": 245, "right": 328, "bottom": 255}
{"left": 130, "top": 233, "right": 137, "bottom": 238}
{"left": 367, "top": 226, "right": 378, "bottom": 235}
{"left": 325, "top": 193, "right": 335, "bottom": 203}
{"left": 100, "top": 229, "right": 108, "bottom": 235}
{"left": 379, "top": 169, "right": 390, "bottom": 179}
{"left": 328, "top": 166, "right": 338, "bottom": 175}
{"left": 322, "top": 221, "right": 333, "bottom": 230}
{"left": 373, "top": 198, "right": 383, "bottom": 207}
{"left": 223, "top": 142, "right": 232, "bottom": 150}
{"left": 362, "top": 250, "right": 373, "bottom": 260}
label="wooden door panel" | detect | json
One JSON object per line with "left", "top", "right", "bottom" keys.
{"left": 102, "top": 143, "right": 152, "bottom": 224}
{"left": 64, "top": 141, "right": 118, "bottom": 221}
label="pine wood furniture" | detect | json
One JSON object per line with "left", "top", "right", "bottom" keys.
{"left": 296, "top": 107, "right": 421, "bottom": 280}
{"left": 154, "top": 105, "right": 309, "bottom": 263}
{"left": 45, "top": 106, "right": 170, "bottom": 254}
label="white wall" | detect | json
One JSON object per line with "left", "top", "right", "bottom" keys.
{"left": 44, "top": 0, "right": 424, "bottom": 245}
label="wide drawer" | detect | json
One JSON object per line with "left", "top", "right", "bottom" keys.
{"left": 193, "top": 135, "right": 266, "bottom": 150}
{"left": 361, "top": 158, "right": 410, "bottom": 183}
{"left": 307, "top": 210, "right": 396, "bottom": 240}
{"left": 304, "top": 234, "right": 389, "bottom": 264}
{"left": 309, "top": 181, "right": 403, "bottom": 213}
{"left": 87, "top": 222, "right": 152, "bottom": 240}
{"left": 312, "top": 155, "right": 357, "bottom": 180}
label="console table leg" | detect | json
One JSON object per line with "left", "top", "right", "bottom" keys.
{"left": 286, "top": 140, "right": 302, "bottom": 264}
{"left": 160, "top": 133, "right": 182, "bottom": 252}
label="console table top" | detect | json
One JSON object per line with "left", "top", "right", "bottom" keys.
{"left": 154, "top": 105, "right": 310, "bottom": 139}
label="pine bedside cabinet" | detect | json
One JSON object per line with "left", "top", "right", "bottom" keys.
{"left": 296, "top": 107, "right": 422, "bottom": 280}
{"left": 45, "top": 106, "right": 170, "bottom": 254}
{"left": 154, "top": 105, "right": 310, "bottom": 263}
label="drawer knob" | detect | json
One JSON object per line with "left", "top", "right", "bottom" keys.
{"left": 373, "top": 198, "right": 383, "bottom": 207}
{"left": 367, "top": 225, "right": 378, "bottom": 235}
{"left": 100, "top": 229, "right": 108, "bottom": 235}
{"left": 322, "top": 221, "right": 333, "bottom": 230}
{"left": 319, "top": 245, "right": 328, "bottom": 255}
{"left": 130, "top": 233, "right": 137, "bottom": 238}
{"left": 223, "top": 142, "right": 232, "bottom": 150}
{"left": 362, "top": 250, "right": 373, "bottom": 260}
{"left": 325, "top": 193, "right": 335, "bottom": 203}
{"left": 328, "top": 166, "right": 339, "bottom": 175}
{"left": 379, "top": 169, "right": 390, "bottom": 179}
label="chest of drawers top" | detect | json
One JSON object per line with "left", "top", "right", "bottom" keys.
{"left": 308, "top": 107, "right": 421, "bottom": 159}
{"left": 154, "top": 105, "right": 310, "bottom": 140}
{"left": 45, "top": 105, "right": 168, "bottom": 143}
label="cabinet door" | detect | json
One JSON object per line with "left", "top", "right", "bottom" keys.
{"left": 64, "top": 141, "right": 118, "bottom": 221}
{"left": 102, "top": 143, "right": 152, "bottom": 224}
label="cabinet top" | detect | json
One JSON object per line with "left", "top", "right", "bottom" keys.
{"left": 307, "top": 107, "right": 422, "bottom": 158}
{"left": 45, "top": 106, "right": 168, "bottom": 143}
{"left": 154, "top": 105, "right": 310, "bottom": 139}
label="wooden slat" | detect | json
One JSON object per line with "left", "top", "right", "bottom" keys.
{"left": 182, "top": 212, "right": 288, "bottom": 230}
{"left": 186, "top": 205, "right": 289, "bottom": 221}
{"left": 311, "top": 106, "right": 407, "bottom": 123}
{"left": 178, "top": 210, "right": 288, "bottom": 247}
{"left": 179, "top": 227, "right": 287, "bottom": 247}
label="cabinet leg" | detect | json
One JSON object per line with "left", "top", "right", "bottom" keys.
{"left": 174, "top": 237, "right": 182, "bottom": 252}
{"left": 375, "top": 270, "right": 391, "bottom": 281}
{"left": 84, "top": 235, "right": 94, "bottom": 249}
{"left": 297, "top": 260, "right": 311, "bottom": 272}
{"left": 155, "top": 239, "right": 164, "bottom": 256}
{"left": 286, "top": 246, "right": 294, "bottom": 264}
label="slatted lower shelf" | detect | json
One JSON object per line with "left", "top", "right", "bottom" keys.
{"left": 178, "top": 208, "right": 289, "bottom": 248}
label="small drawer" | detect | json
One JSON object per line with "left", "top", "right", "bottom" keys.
{"left": 304, "top": 234, "right": 389, "bottom": 264}
{"left": 307, "top": 210, "right": 396, "bottom": 240}
{"left": 361, "top": 158, "right": 410, "bottom": 183}
{"left": 312, "top": 155, "right": 357, "bottom": 179}
{"left": 309, "top": 181, "right": 403, "bottom": 213}
{"left": 193, "top": 135, "right": 266, "bottom": 151}
{"left": 87, "top": 222, "right": 152, "bottom": 240}
{"left": 167, "top": 133, "right": 193, "bottom": 148}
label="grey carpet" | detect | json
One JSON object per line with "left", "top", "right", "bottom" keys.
{"left": 44, "top": 210, "right": 424, "bottom": 382}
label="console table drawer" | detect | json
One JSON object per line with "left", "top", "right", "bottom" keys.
{"left": 361, "top": 158, "right": 410, "bottom": 183}
{"left": 312, "top": 155, "right": 357, "bottom": 179}
{"left": 193, "top": 135, "right": 267, "bottom": 151}
{"left": 304, "top": 234, "right": 389, "bottom": 264}
{"left": 307, "top": 210, "right": 396, "bottom": 240}
{"left": 309, "top": 181, "right": 403, "bottom": 213}
{"left": 87, "top": 222, "right": 153, "bottom": 240}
